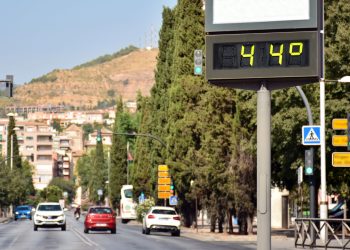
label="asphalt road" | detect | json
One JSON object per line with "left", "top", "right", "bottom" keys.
{"left": 0, "top": 212, "right": 296, "bottom": 250}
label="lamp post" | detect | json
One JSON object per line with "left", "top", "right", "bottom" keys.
{"left": 10, "top": 127, "right": 20, "bottom": 170}
{"left": 319, "top": 76, "right": 350, "bottom": 239}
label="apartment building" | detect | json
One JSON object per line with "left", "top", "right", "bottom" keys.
{"left": 0, "top": 120, "right": 56, "bottom": 190}
{"left": 52, "top": 124, "right": 84, "bottom": 179}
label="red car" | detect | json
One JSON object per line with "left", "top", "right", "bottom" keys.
{"left": 84, "top": 206, "right": 116, "bottom": 234}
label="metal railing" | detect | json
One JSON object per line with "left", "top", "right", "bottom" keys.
{"left": 295, "top": 218, "right": 350, "bottom": 249}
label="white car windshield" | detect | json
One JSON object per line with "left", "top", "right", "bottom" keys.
{"left": 38, "top": 205, "right": 62, "bottom": 211}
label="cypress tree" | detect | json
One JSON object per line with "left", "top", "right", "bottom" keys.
{"left": 109, "top": 98, "right": 131, "bottom": 208}
{"left": 89, "top": 130, "right": 106, "bottom": 204}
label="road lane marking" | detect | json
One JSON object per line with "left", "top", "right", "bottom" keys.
{"left": 7, "top": 234, "right": 20, "bottom": 249}
{"left": 71, "top": 227, "right": 102, "bottom": 248}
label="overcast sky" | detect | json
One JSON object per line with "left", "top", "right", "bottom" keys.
{"left": 0, "top": 0, "right": 177, "bottom": 85}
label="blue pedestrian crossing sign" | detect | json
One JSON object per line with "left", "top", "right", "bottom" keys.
{"left": 169, "top": 196, "right": 178, "bottom": 206}
{"left": 302, "top": 126, "right": 321, "bottom": 146}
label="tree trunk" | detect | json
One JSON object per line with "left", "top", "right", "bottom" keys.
{"left": 210, "top": 214, "right": 216, "bottom": 232}
{"left": 218, "top": 212, "right": 224, "bottom": 233}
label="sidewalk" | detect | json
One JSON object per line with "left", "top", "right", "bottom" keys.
{"left": 181, "top": 227, "right": 294, "bottom": 242}
{"left": 126, "top": 219, "right": 294, "bottom": 242}
{"left": 0, "top": 217, "right": 11, "bottom": 224}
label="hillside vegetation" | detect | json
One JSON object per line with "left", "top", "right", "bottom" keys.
{"left": 10, "top": 47, "right": 157, "bottom": 108}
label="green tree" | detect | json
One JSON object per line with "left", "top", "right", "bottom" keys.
{"left": 49, "top": 178, "right": 75, "bottom": 203}
{"left": 52, "top": 119, "right": 63, "bottom": 133}
{"left": 89, "top": 130, "right": 106, "bottom": 203}
{"left": 109, "top": 98, "right": 134, "bottom": 208}
{"left": 40, "top": 185, "right": 63, "bottom": 202}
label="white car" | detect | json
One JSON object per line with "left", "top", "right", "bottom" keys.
{"left": 33, "top": 202, "right": 67, "bottom": 231}
{"left": 142, "top": 206, "right": 181, "bottom": 236}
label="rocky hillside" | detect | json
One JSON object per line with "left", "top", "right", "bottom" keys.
{"left": 11, "top": 48, "right": 158, "bottom": 108}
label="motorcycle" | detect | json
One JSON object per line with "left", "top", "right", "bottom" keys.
{"left": 75, "top": 212, "right": 80, "bottom": 220}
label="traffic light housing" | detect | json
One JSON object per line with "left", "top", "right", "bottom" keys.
{"left": 194, "top": 50, "right": 203, "bottom": 75}
{"left": 96, "top": 129, "right": 102, "bottom": 143}
{"left": 6, "top": 75, "right": 13, "bottom": 97}
{"left": 305, "top": 148, "right": 314, "bottom": 175}
{"left": 347, "top": 113, "right": 350, "bottom": 151}
{"left": 30, "top": 153, "right": 34, "bottom": 162}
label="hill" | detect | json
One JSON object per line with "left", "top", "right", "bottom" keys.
{"left": 11, "top": 47, "right": 158, "bottom": 109}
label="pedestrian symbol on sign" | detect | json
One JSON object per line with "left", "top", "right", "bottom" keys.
{"left": 305, "top": 128, "right": 319, "bottom": 142}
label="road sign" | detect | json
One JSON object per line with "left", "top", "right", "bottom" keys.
{"left": 158, "top": 178, "right": 171, "bottom": 185}
{"left": 158, "top": 171, "right": 169, "bottom": 177}
{"left": 138, "top": 192, "right": 145, "bottom": 204}
{"left": 158, "top": 165, "right": 168, "bottom": 171}
{"left": 169, "top": 196, "right": 178, "bottom": 206}
{"left": 332, "top": 152, "right": 350, "bottom": 167}
{"left": 332, "top": 119, "right": 348, "bottom": 130}
{"left": 158, "top": 192, "right": 171, "bottom": 199}
{"left": 158, "top": 185, "right": 170, "bottom": 191}
{"left": 302, "top": 126, "right": 321, "bottom": 145}
{"left": 332, "top": 135, "right": 348, "bottom": 147}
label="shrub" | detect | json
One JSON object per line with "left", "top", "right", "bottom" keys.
{"left": 135, "top": 198, "right": 155, "bottom": 222}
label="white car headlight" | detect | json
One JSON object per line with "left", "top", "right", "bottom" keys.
{"left": 15, "top": 212, "right": 19, "bottom": 215}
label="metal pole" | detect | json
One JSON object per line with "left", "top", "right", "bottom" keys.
{"left": 296, "top": 86, "right": 316, "bottom": 241}
{"left": 320, "top": 78, "right": 328, "bottom": 240}
{"left": 127, "top": 141, "right": 129, "bottom": 185}
{"left": 257, "top": 85, "right": 271, "bottom": 250}
{"left": 10, "top": 134, "right": 13, "bottom": 170}
{"left": 195, "top": 195, "right": 198, "bottom": 233}
{"left": 108, "top": 151, "right": 111, "bottom": 207}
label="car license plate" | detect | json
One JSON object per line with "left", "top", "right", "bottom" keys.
{"left": 96, "top": 223, "right": 107, "bottom": 227}
{"left": 159, "top": 218, "right": 169, "bottom": 220}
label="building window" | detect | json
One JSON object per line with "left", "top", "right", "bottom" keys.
{"left": 26, "top": 146, "right": 34, "bottom": 151}
{"left": 26, "top": 136, "right": 34, "bottom": 140}
{"left": 26, "top": 127, "right": 34, "bottom": 132}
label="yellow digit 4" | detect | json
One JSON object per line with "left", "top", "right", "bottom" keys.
{"left": 270, "top": 44, "right": 284, "bottom": 65}
{"left": 241, "top": 45, "right": 255, "bottom": 66}
{"left": 289, "top": 42, "right": 303, "bottom": 56}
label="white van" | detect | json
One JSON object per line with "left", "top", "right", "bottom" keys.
{"left": 120, "top": 185, "right": 137, "bottom": 223}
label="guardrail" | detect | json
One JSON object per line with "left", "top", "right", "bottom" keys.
{"left": 295, "top": 218, "right": 350, "bottom": 249}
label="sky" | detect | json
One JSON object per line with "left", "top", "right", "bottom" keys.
{"left": 0, "top": 0, "right": 177, "bottom": 85}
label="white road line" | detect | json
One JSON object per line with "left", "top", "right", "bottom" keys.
{"left": 7, "top": 234, "right": 20, "bottom": 250}
{"left": 71, "top": 226, "right": 103, "bottom": 248}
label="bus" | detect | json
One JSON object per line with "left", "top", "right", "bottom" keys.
{"left": 120, "top": 185, "right": 137, "bottom": 223}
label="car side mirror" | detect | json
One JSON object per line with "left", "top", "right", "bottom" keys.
{"left": 63, "top": 208, "right": 68, "bottom": 212}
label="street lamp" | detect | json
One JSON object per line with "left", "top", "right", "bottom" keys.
{"left": 319, "top": 76, "right": 350, "bottom": 231}
{"left": 10, "top": 127, "right": 20, "bottom": 170}
{"left": 190, "top": 179, "right": 198, "bottom": 233}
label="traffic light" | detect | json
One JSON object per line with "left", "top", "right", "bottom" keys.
{"left": 6, "top": 75, "right": 13, "bottom": 97}
{"left": 170, "top": 179, "right": 175, "bottom": 195}
{"left": 96, "top": 129, "right": 102, "bottom": 143}
{"left": 347, "top": 113, "right": 350, "bottom": 151}
{"left": 194, "top": 49, "right": 203, "bottom": 75}
{"left": 30, "top": 153, "right": 34, "bottom": 162}
{"left": 305, "top": 148, "right": 314, "bottom": 175}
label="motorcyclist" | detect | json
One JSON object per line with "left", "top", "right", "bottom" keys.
{"left": 74, "top": 205, "right": 81, "bottom": 219}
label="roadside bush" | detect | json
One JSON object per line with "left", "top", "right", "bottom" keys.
{"left": 135, "top": 198, "right": 155, "bottom": 222}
